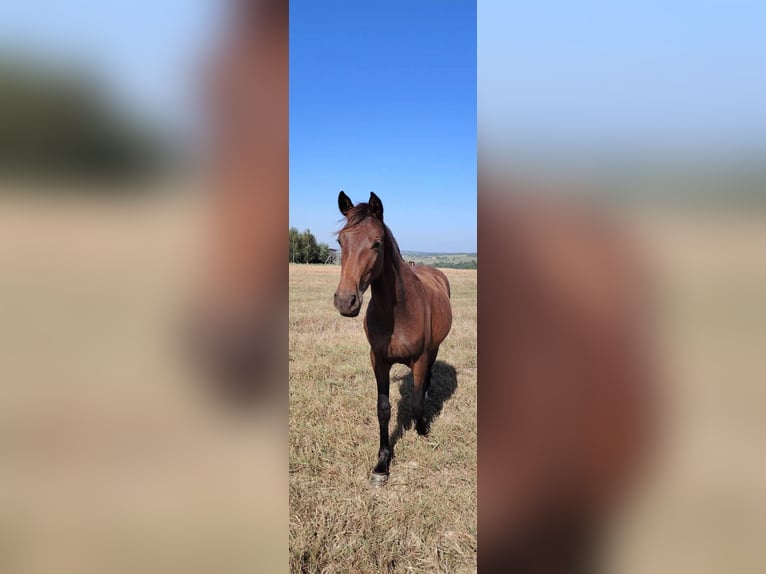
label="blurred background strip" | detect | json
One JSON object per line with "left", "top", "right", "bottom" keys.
{"left": 0, "top": 1, "right": 287, "bottom": 572}
{"left": 479, "top": 1, "right": 766, "bottom": 573}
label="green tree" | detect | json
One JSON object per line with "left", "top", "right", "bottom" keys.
{"left": 317, "top": 243, "right": 330, "bottom": 264}
{"left": 302, "top": 229, "right": 319, "bottom": 263}
{"left": 288, "top": 227, "right": 300, "bottom": 262}
{"left": 288, "top": 228, "right": 331, "bottom": 263}
{"left": 294, "top": 230, "right": 307, "bottom": 263}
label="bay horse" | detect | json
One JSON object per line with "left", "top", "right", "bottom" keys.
{"left": 333, "top": 191, "right": 452, "bottom": 483}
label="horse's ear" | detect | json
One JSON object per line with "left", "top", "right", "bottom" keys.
{"left": 338, "top": 191, "right": 353, "bottom": 216}
{"left": 369, "top": 192, "right": 383, "bottom": 220}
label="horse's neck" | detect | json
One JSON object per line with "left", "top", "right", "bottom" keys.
{"left": 370, "top": 229, "right": 410, "bottom": 313}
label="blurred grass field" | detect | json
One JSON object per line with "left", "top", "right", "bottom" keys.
{"left": 0, "top": 192, "right": 286, "bottom": 574}
{"left": 603, "top": 209, "right": 766, "bottom": 573}
{"left": 289, "top": 264, "right": 478, "bottom": 573}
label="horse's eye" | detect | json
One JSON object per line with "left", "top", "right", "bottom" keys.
{"left": 337, "top": 238, "right": 342, "bottom": 246}
{"left": 372, "top": 240, "right": 381, "bottom": 249}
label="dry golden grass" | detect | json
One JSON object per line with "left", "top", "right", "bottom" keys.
{"left": 289, "top": 264, "right": 477, "bottom": 573}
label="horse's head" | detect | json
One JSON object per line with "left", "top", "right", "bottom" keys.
{"left": 334, "top": 191, "right": 385, "bottom": 317}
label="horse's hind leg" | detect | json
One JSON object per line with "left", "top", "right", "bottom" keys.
{"left": 412, "top": 353, "right": 433, "bottom": 436}
{"left": 371, "top": 352, "right": 392, "bottom": 479}
{"left": 424, "top": 348, "right": 438, "bottom": 401}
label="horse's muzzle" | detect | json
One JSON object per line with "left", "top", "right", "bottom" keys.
{"left": 334, "top": 290, "right": 361, "bottom": 317}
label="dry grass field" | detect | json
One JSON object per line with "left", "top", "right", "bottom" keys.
{"left": 289, "top": 264, "right": 478, "bottom": 573}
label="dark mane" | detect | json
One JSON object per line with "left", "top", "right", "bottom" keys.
{"left": 338, "top": 203, "right": 372, "bottom": 231}
{"left": 384, "top": 224, "right": 404, "bottom": 265}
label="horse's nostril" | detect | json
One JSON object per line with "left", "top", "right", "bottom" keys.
{"left": 350, "top": 294, "right": 357, "bottom": 306}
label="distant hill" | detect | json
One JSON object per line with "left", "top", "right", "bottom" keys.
{"left": 400, "top": 251, "right": 477, "bottom": 269}
{"left": 402, "top": 250, "right": 477, "bottom": 258}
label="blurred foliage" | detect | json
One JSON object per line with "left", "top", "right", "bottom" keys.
{"left": 495, "top": 149, "right": 766, "bottom": 209}
{"left": 289, "top": 227, "right": 332, "bottom": 264}
{"left": 0, "top": 56, "right": 174, "bottom": 186}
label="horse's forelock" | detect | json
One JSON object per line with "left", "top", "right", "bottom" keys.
{"left": 336, "top": 206, "right": 403, "bottom": 262}
{"left": 337, "top": 203, "right": 372, "bottom": 234}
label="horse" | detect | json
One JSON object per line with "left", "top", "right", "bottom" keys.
{"left": 333, "top": 191, "right": 453, "bottom": 483}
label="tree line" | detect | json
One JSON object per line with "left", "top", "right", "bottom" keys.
{"left": 289, "top": 228, "right": 333, "bottom": 264}
{"left": 428, "top": 260, "right": 477, "bottom": 270}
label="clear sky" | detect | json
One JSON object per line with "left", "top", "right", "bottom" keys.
{"left": 480, "top": 0, "right": 766, "bottom": 157}
{"left": 289, "top": 1, "right": 478, "bottom": 253}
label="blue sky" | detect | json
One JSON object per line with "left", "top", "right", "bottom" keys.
{"left": 480, "top": 0, "right": 766, "bottom": 157}
{"left": 289, "top": 1, "right": 477, "bottom": 253}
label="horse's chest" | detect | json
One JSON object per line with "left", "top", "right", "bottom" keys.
{"left": 365, "top": 301, "right": 427, "bottom": 365}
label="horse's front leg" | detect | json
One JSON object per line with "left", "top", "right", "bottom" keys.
{"left": 371, "top": 351, "right": 392, "bottom": 480}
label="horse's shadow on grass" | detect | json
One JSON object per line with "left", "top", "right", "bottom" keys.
{"left": 389, "top": 360, "right": 458, "bottom": 452}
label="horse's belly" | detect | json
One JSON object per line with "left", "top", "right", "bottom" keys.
{"left": 368, "top": 332, "right": 421, "bottom": 366}
{"left": 388, "top": 336, "right": 422, "bottom": 365}
{"left": 428, "top": 295, "right": 452, "bottom": 349}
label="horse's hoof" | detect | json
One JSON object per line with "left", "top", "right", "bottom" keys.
{"left": 370, "top": 472, "right": 389, "bottom": 486}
